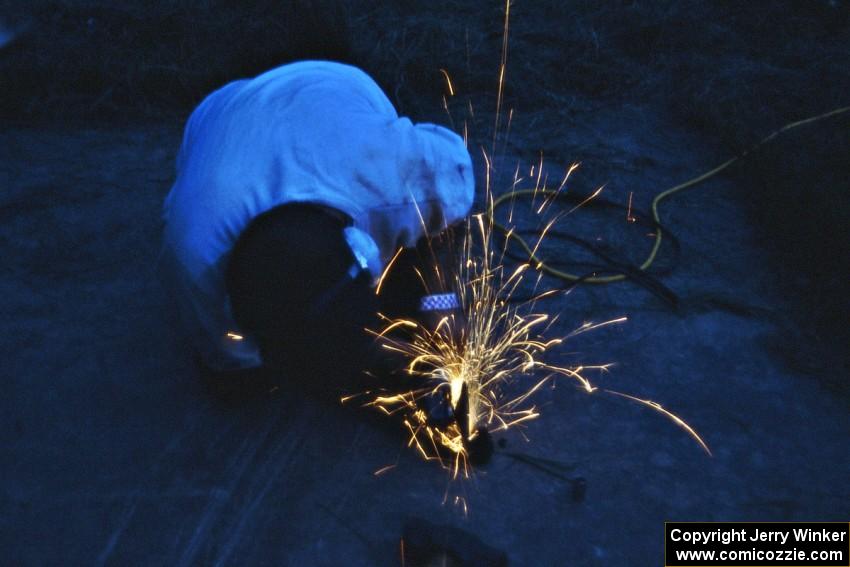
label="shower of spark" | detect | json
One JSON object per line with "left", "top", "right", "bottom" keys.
{"left": 342, "top": 0, "right": 710, "bottom": 479}
{"left": 353, "top": 161, "right": 637, "bottom": 478}
{"left": 353, "top": 159, "right": 710, "bottom": 478}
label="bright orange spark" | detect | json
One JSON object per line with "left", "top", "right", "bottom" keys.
{"left": 439, "top": 68, "right": 455, "bottom": 96}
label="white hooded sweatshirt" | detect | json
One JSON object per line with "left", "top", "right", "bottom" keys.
{"left": 161, "top": 61, "right": 475, "bottom": 370}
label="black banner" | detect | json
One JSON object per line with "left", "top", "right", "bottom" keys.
{"left": 665, "top": 522, "right": 850, "bottom": 566}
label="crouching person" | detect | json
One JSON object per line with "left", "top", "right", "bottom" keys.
{"left": 160, "top": 61, "right": 474, "bottom": 400}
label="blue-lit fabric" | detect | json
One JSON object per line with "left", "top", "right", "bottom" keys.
{"left": 343, "top": 226, "right": 383, "bottom": 282}
{"left": 161, "top": 61, "right": 474, "bottom": 370}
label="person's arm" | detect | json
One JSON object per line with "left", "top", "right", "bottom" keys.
{"left": 376, "top": 227, "right": 467, "bottom": 347}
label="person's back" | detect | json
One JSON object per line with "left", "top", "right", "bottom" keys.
{"left": 161, "top": 61, "right": 474, "bottom": 379}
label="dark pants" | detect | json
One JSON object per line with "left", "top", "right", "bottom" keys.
{"left": 214, "top": 203, "right": 460, "bottom": 402}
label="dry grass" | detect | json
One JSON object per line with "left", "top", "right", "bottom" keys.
{"left": 3, "top": 1, "right": 849, "bottom": 127}
{"left": 0, "top": 0, "right": 352, "bottom": 119}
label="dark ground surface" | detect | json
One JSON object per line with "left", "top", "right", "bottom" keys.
{"left": 2, "top": 1, "right": 849, "bottom": 565}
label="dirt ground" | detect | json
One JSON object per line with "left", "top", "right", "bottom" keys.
{"left": 3, "top": 102, "right": 849, "bottom": 565}
{"left": 2, "top": 1, "right": 850, "bottom": 565}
